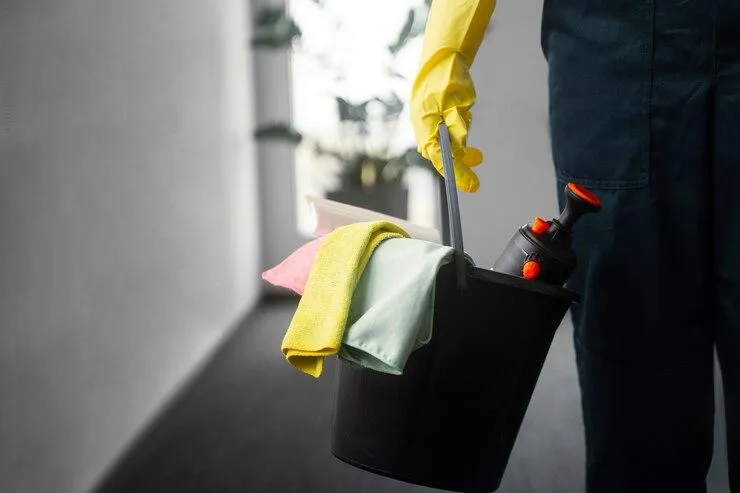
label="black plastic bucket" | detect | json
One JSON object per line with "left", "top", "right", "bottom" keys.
{"left": 329, "top": 124, "right": 579, "bottom": 492}
{"left": 331, "top": 263, "right": 576, "bottom": 492}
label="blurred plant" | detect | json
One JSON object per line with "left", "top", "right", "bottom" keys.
{"left": 251, "top": 0, "right": 434, "bottom": 189}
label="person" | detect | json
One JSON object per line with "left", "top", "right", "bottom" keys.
{"left": 409, "top": 1, "right": 739, "bottom": 492}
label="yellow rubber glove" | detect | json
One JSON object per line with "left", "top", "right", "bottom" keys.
{"left": 410, "top": 0, "right": 496, "bottom": 193}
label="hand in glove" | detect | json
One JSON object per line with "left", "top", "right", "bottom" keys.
{"left": 410, "top": 0, "right": 496, "bottom": 193}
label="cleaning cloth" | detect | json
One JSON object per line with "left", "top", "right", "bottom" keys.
{"left": 261, "top": 236, "right": 326, "bottom": 296}
{"left": 339, "top": 237, "right": 454, "bottom": 375}
{"left": 281, "top": 220, "right": 408, "bottom": 377}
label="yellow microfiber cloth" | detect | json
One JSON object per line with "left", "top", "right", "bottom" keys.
{"left": 281, "top": 220, "right": 409, "bottom": 377}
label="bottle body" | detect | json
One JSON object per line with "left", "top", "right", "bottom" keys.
{"left": 492, "top": 225, "right": 576, "bottom": 286}
{"left": 491, "top": 182, "right": 601, "bottom": 287}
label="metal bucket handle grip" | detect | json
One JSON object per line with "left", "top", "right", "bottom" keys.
{"left": 438, "top": 123, "right": 467, "bottom": 289}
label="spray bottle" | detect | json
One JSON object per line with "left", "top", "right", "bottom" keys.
{"left": 491, "top": 182, "right": 601, "bottom": 286}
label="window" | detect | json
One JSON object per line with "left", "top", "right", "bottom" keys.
{"left": 287, "top": 0, "right": 439, "bottom": 236}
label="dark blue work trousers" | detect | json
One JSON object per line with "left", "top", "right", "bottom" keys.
{"left": 542, "top": 0, "right": 740, "bottom": 491}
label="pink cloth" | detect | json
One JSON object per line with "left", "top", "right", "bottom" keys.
{"left": 261, "top": 236, "right": 326, "bottom": 295}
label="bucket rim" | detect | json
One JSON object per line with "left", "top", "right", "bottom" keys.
{"left": 466, "top": 265, "right": 580, "bottom": 303}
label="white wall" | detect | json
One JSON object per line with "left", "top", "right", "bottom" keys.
{"left": 252, "top": 0, "right": 304, "bottom": 272}
{"left": 0, "top": 1, "right": 260, "bottom": 492}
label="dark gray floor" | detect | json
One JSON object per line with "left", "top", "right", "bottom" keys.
{"left": 95, "top": 298, "right": 731, "bottom": 493}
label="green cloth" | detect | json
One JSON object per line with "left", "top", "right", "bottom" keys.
{"left": 339, "top": 238, "right": 454, "bottom": 375}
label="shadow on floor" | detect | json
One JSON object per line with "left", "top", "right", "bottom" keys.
{"left": 94, "top": 299, "right": 730, "bottom": 493}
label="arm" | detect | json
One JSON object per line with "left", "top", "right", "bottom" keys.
{"left": 410, "top": 0, "right": 496, "bottom": 193}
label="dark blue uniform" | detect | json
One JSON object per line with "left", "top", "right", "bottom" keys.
{"left": 541, "top": 0, "right": 739, "bottom": 491}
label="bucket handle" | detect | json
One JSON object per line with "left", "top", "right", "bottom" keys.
{"left": 438, "top": 123, "right": 467, "bottom": 290}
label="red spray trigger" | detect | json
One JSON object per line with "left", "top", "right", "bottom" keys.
{"left": 557, "top": 183, "right": 602, "bottom": 231}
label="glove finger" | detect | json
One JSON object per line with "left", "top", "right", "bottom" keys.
{"left": 414, "top": 112, "right": 443, "bottom": 162}
{"left": 427, "top": 138, "right": 482, "bottom": 169}
{"left": 453, "top": 163, "right": 480, "bottom": 193}
{"left": 462, "top": 147, "right": 484, "bottom": 168}
{"left": 425, "top": 140, "right": 480, "bottom": 193}
{"left": 442, "top": 106, "right": 473, "bottom": 150}
{"left": 425, "top": 139, "right": 467, "bottom": 174}
{"left": 442, "top": 107, "right": 483, "bottom": 175}
{"left": 423, "top": 140, "right": 445, "bottom": 175}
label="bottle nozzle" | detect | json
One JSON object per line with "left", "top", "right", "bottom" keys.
{"left": 556, "top": 182, "right": 601, "bottom": 231}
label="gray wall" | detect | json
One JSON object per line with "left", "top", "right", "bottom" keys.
{"left": 459, "top": 0, "right": 556, "bottom": 265}
{"left": 0, "top": 1, "right": 260, "bottom": 492}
